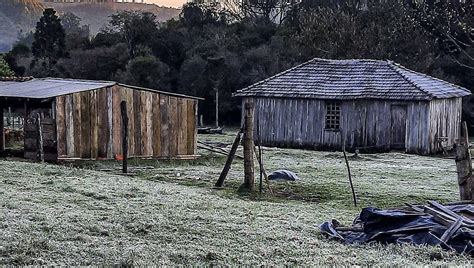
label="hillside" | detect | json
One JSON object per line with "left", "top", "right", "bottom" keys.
{"left": 45, "top": 2, "right": 181, "bottom": 34}
{"left": 0, "top": 0, "right": 44, "bottom": 52}
{"left": 0, "top": 1, "right": 180, "bottom": 52}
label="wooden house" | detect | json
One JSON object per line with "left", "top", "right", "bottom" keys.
{"left": 0, "top": 78, "right": 202, "bottom": 161}
{"left": 234, "top": 58, "right": 471, "bottom": 155}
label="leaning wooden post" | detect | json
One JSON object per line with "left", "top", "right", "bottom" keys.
{"left": 121, "top": 101, "right": 129, "bottom": 174}
{"left": 455, "top": 121, "right": 472, "bottom": 200}
{"left": 36, "top": 113, "right": 44, "bottom": 162}
{"left": 215, "top": 126, "right": 244, "bottom": 188}
{"left": 243, "top": 99, "right": 255, "bottom": 191}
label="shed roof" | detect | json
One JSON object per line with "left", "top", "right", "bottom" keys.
{"left": 234, "top": 58, "right": 471, "bottom": 100}
{"left": 0, "top": 78, "right": 203, "bottom": 100}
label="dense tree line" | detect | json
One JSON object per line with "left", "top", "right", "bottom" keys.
{"left": 2, "top": 0, "right": 473, "bottom": 125}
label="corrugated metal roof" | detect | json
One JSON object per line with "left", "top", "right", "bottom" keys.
{"left": 233, "top": 58, "right": 471, "bottom": 100}
{"left": 0, "top": 78, "right": 116, "bottom": 99}
{"left": 0, "top": 78, "right": 204, "bottom": 100}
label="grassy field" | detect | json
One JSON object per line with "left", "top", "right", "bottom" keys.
{"left": 0, "top": 131, "right": 472, "bottom": 265}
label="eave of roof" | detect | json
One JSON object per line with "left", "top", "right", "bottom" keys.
{"left": 118, "top": 83, "right": 204, "bottom": 101}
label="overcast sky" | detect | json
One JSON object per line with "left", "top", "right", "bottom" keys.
{"left": 145, "top": 0, "right": 187, "bottom": 8}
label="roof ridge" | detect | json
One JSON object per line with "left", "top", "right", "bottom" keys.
{"left": 386, "top": 61, "right": 435, "bottom": 99}
{"left": 41, "top": 77, "right": 117, "bottom": 84}
{"left": 315, "top": 58, "right": 385, "bottom": 63}
{"left": 235, "top": 58, "right": 319, "bottom": 94}
{"left": 0, "top": 76, "right": 34, "bottom": 82}
{"left": 235, "top": 58, "right": 393, "bottom": 95}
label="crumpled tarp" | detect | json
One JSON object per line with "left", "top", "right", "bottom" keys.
{"left": 320, "top": 204, "right": 474, "bottom": 255}
{"left": 268, "top": 170, "right": 300, "bottom": 181}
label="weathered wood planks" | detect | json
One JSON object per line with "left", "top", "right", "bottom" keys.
{"left": 55, "top": 96, "right": 66, "bottom": 156}
{"left": 98, "top": 88, "right": 109, "bottom": 158}
{"left": 168, "top": 96, "right": 179, "bottom": 157}
{"left": 53, "top": 85, "right": 199, "bottom": 160}
{"left": 160, "top": 95, "right": 170, "bottom": 157}
{"left": 250, "top": 97, "right": 462, "bottom": 155}
{"left": 152, "top": 94, "right": 161, "bottom": 156}
{"left": 177, "top": 98, "right": 188, "bottom": 155}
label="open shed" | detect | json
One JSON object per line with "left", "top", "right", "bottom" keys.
{"left": 0, "top": 78, "right": 202, "bottom": 161}
{"left": 234, "top": 58, "right": 471, "bottom": 155}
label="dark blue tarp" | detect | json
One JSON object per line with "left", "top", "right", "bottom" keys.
{"left": 320, "top": 205, "right": 474, "bottom": 256}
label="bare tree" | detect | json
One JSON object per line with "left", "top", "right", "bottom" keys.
{"left": 406, "top": 0, "right": 474, "bottom": 70}
{"left": 223, "top": 0, "right": 301, "bottom": 24}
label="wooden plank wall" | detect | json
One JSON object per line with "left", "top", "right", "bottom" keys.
{"left": 252, "top": 97, "right": 437, "bottom": 154}
{"left": 427, "top": 98, "right": 462, "bottom": 153}
{"left": 56, "top": 85, "right": 198, "bottom": 159}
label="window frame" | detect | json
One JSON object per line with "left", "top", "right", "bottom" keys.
{"left": 325, "top": 101, "right": 341, "bottom": 131}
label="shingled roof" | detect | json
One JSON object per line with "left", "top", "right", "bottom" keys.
{"left": 234, "top": 58, "right": 471, "bottom": 100}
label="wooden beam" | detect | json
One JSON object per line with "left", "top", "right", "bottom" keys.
{"left": 215, "top": 128, "right": 243, "bottom": 188}
{"left": 455, "top": 121, "right": 473, "bottom": 200}
{"left": 243, "top": 99, "right": 255, "bottom": 191}
{"left": 121, "top": 101, "right": 128, "bottom": 174}
{"left": 36, "top": 113, "right": 44, "bottom": 163}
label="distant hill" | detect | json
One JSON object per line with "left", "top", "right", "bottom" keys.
{"left": 0, "top": 0, "right": 45, "bottom": 52}
{"left": 44, "top": 2, "right": 181, "bottom": 34}
{"left": 0, "top": 1, "right": 181, "bottom": 52}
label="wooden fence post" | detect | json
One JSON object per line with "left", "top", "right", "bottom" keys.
{"left": 455, "top": 121, "right": 473, "bottom": 200}
{"left": 36, "top": 113, "right": 44, "bottom": 162}
{"left": 342, "top": 135, "right": 357, "bottom": 207}
{"left": 121, "top": 101, "right": 128, "bottom": 174}
{"left": 243, "top": 99, "right": 255, "bottom": 191}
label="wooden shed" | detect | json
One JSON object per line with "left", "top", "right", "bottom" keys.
{"left": 234, "top": 58, "right": 471, "bottom": 155}
{"left": 0, "top": 78, "right": 202, "bottom": 161}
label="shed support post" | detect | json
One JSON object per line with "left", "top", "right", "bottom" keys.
{"left": 455, "top": 121, "right": 473, "bottom": 200}
{"left": 36, "top": 113, "right": 44, "bottom": 163}
{"left": 121, "top": 101, "right": 128, "bottom": 174}
{"left": 242, "top": 99, "right": 255, "bottom": 191}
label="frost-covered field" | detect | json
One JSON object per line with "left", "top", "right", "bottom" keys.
{"left": 1, "top": 131, "right": 472, "bottom": 265}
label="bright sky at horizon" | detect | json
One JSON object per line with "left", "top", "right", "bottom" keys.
{"left": 145, "top": 0, "right": 187, "bottom": 8}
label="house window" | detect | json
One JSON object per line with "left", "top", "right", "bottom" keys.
{"left": 325, "top": 102, "right": 340, "bottom": 130}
